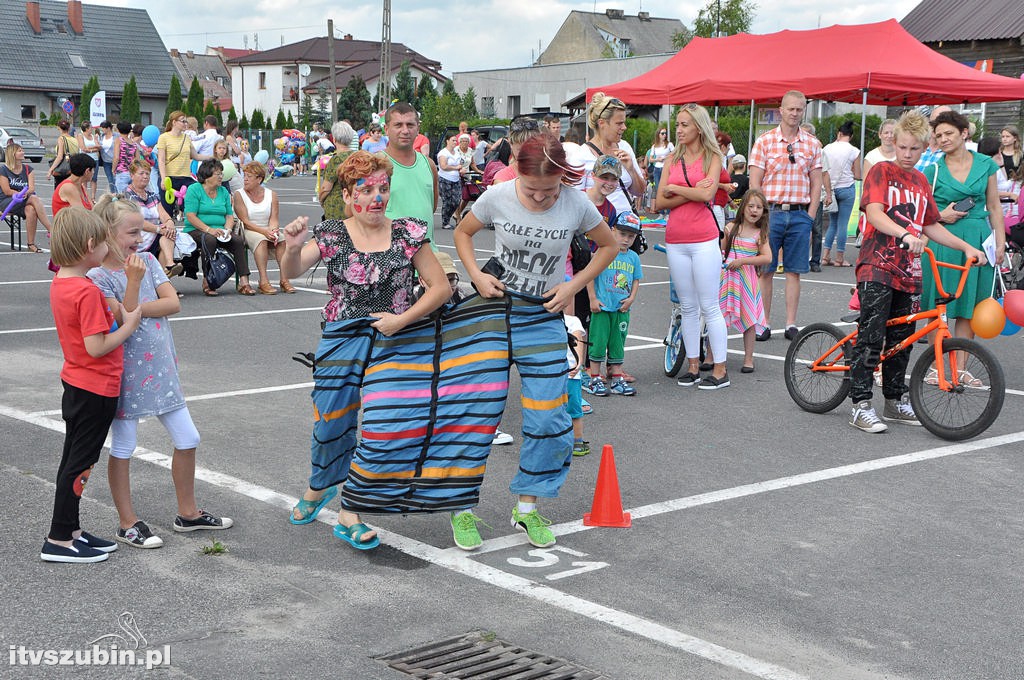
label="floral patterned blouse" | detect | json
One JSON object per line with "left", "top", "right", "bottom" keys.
{"left": 314, "top": 217, "right": 429, "bottom": 322}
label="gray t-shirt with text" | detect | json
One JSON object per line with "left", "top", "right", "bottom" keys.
{"left": 471, "top": 180, "right": 602, "bottom": 296}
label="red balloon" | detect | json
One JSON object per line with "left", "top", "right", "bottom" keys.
{"left": 971, "top": 297, "right": 1006, "bottom": 338}
{"left": 1004, "top": 289, "right": 1024, "bottom": 327}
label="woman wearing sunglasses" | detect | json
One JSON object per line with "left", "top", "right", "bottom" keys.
{"left": 570, "top": 92, "right": 646, "bottom": 216}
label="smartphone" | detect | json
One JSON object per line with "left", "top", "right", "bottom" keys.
{"left": 480, "top": 256, "right": 506, "bottom": 280}
{"left": 952, "top": 197, "right": 975, "bottom": 212}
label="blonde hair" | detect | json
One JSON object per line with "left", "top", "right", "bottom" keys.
{"left": 781, "top": 90, "right": 807, "bottom": 106}
{"left": 49, "top": 206, "right": 108, "bottom": 267}
{"left": 4, "top": 143, "right": 22, "bottom": 166}
{"left": 587, "top": 92, "right": 627, "bottom": 134}
{"left": 894, "top": 110, "right": 930, "bottom": 144}
{"left": 94, "top": 193, "right": 143, "bottom": 258}
{"left": 670, "top": 103, "right": 723, "bottom": 176}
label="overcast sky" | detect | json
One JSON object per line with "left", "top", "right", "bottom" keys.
{"left": 106, "top": 0, "right": 920, "bottom": 75}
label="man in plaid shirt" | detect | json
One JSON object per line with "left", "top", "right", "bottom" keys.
{"left": 749, "top": 90, "right": 823, "bottom": 342}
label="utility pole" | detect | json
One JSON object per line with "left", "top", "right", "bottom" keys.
{"left": 328, "top": 19, "right": 337, "bottom": 123}
{"left": 378, "top": 0, "right": 392, "bottom": 108}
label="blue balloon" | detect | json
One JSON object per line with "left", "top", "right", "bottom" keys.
{"left": 141, "top": 124, "right": 160, "bottom": 147}
{"left": 998, "top": 298, "right": 1021, "bottom": 335}
{"left": 254, "top": 149, "right": 270, "bottom": 164}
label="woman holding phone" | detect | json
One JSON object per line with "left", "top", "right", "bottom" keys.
{"left": 920, "top": 110, "right": 1005, "bottom": 342}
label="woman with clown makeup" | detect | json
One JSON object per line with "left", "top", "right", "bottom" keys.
{"left": 279, "top": 151, "right": 451, "bottom": 550}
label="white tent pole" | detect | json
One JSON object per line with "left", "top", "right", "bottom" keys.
{"left": 748, "top": 99, "right": 755, "bottom": 155}
{"left": 860, "top": 88, "right": 868, "bottom": 160}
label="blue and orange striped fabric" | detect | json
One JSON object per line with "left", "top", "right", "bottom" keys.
{"left": 307, "top": 293, "right": 572, "bottom": 514}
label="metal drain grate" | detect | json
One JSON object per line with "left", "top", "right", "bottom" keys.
{"left": 378, "top": 630, "right": 607, "bottom": 679}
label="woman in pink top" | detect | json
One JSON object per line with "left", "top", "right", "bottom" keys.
{"left": 655, "top": 103, "right": 729, "bottom": 390}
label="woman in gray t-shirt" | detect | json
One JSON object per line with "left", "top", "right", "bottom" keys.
{"left": 452, "top": 135, "right": 617, "bottom": 550}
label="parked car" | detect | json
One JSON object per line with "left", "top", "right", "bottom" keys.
{"left": 0, "top": 126, "right": 46, "bottom": 163}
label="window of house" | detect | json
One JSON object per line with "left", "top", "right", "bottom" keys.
{"left": 68, "top": 53, "right": 87, "bottom": 68}
{"left": 21, "top": 105, "right": 36, "bottom": 120}
{"left": 141, "top": 112, "right": 152, "bottom": 125}
{"left": 481, "top": 97, "right": 495, "bottom": 118}
{"left": 258, "top": 72, "right": 267, "bottom": 90}
{"left": 507, "top": 95, "right": 520, "bottom": 118}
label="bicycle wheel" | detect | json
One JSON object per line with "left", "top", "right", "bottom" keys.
{"left": 909, "top": 338, "right": 1005, "bottom": 441}
{"left": 784, "top": 323, "right": 851, "bottom": 413}
{"left": 663, "top": 305, "right": 687, "bottom": 377}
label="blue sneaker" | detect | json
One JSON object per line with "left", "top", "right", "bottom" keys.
{"left": 580, "top": 373, "right": 591, "bottom": 390}
{"left": 608, "top": 377, "right": 636, "bottom": 396}
{"left": 584, "top": 376, "right": 609, "bottom": 397}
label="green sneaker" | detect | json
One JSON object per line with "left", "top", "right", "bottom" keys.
{"left": 572, "top": 440, "right": 590, "bottom": 456}
{"left": 450, "top": 511, "right": 485, "bottom": 551}
{"left": 511, "top": 508, "right": 555, "bottom": 548}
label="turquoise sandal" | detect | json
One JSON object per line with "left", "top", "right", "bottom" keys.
{"left": 289, "top": 486, "right": 338, "bottom": 525}
{"left": 333, "top": 522, "right": 380, "bottom": 550}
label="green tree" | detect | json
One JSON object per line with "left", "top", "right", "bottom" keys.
{"left": 274, "top": 109, "right": 287, "bottom": 129}
{"left": 250, "top": 108, "right": 266, "bottom": 130}
{"left": 419, "top": 91, "right": 464, "bottom": 138}
{"left": 673, "top": 0, "right": 756, "bottom": 49}
{"left": 286, "top": 111, "right": 295, "bottom": 128}
{"left": 239, "top": 113, "right": 250, "bottom": 130}
{"left": 337, "top": 76, "right": 373, "bottom": 129}
{"left": 461, "top": 86, "right": 477, "bottom": 119}
{"left": 228, "top": 105, "right": 238, "bottom": 121}
{"left": 441, "top": 79, "right": 457, "bottom": 98}
{"left": 313, "top": 86, "right": 331, "bottom": 126}
{"left": 416, "top": 75, "right": 437, "bottom": 104}
{"left": 120, "top": 75, "right": 140, "bottom": 123}
{"left": 392, "top": 60, "right": 417, "bottom": 108}
{"left": 299, "top": 94, "right": 313, "bottom": 129}
{"left": 185, "top": 77, "right": 205, "bottom": 119}
{"left": 165, "top": 75, "right": 183, "bottom": 124}
{"left": 79, "top": 75, "right": 100, "bottom": 125}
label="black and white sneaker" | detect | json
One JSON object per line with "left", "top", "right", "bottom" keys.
{"left": 173, "top": 511, "right": 234, "bottom": 532}
{"left": 41, "top": 540, "right": 109, "bottom": 563}
{"left": 75, "top": 531, "right": 118, "bottom": 553}
{"left": 697, "top": 374, "right": 730, "bottom": 390}
{"left": 116, "top": 521, "right": 164, "bottom": 548}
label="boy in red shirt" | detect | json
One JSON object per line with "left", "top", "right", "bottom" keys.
{"left": 43, "top": 206, "right": 142, "bottom": 562}
{"left": 850, "top": 111, "right": 985, "bottom": 433}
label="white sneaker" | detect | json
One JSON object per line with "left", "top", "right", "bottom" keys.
{"left": 492, "top": 429, "right": 514, "bottom": 445}
{"left": 850, "top": 400, "right": 888, "bottom": 433}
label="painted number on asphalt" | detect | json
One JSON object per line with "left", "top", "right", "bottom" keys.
{"left": 506, "top": 546, "right": 609, "bottom": 581}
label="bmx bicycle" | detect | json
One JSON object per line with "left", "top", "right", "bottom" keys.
{"left": 784, "top": 246, "right": 1004, "bottom": 441}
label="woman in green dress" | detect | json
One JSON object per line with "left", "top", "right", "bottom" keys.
{"left": 921, "top": 110, "right": 1005, "bottom": 341}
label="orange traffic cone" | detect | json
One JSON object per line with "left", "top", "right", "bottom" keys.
{"left": 582, "top": 444, "right": 631, "bottom": 527}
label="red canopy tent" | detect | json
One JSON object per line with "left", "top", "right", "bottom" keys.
{"left": 586, "top": 19, "right": 1024, "bottom": 107}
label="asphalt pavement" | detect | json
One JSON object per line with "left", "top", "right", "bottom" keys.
{"left": 1, "top": 174, "right": 1022, "bottom": 679}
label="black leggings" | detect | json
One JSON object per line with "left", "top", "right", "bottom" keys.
{"left": 49, "top": 381, "right": 118, "bottom": 541}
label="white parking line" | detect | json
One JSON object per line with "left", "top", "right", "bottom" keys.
{"left": 0, "top": 401, "right": 809, "bottom": 680}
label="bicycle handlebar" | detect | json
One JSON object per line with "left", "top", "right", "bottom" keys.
{"left": 898, "top": 243, "right": 977, "bottom": 301}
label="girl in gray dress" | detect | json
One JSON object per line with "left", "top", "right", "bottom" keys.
{"left": 89, "top": 195, "right": 232, "bottom": 549}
